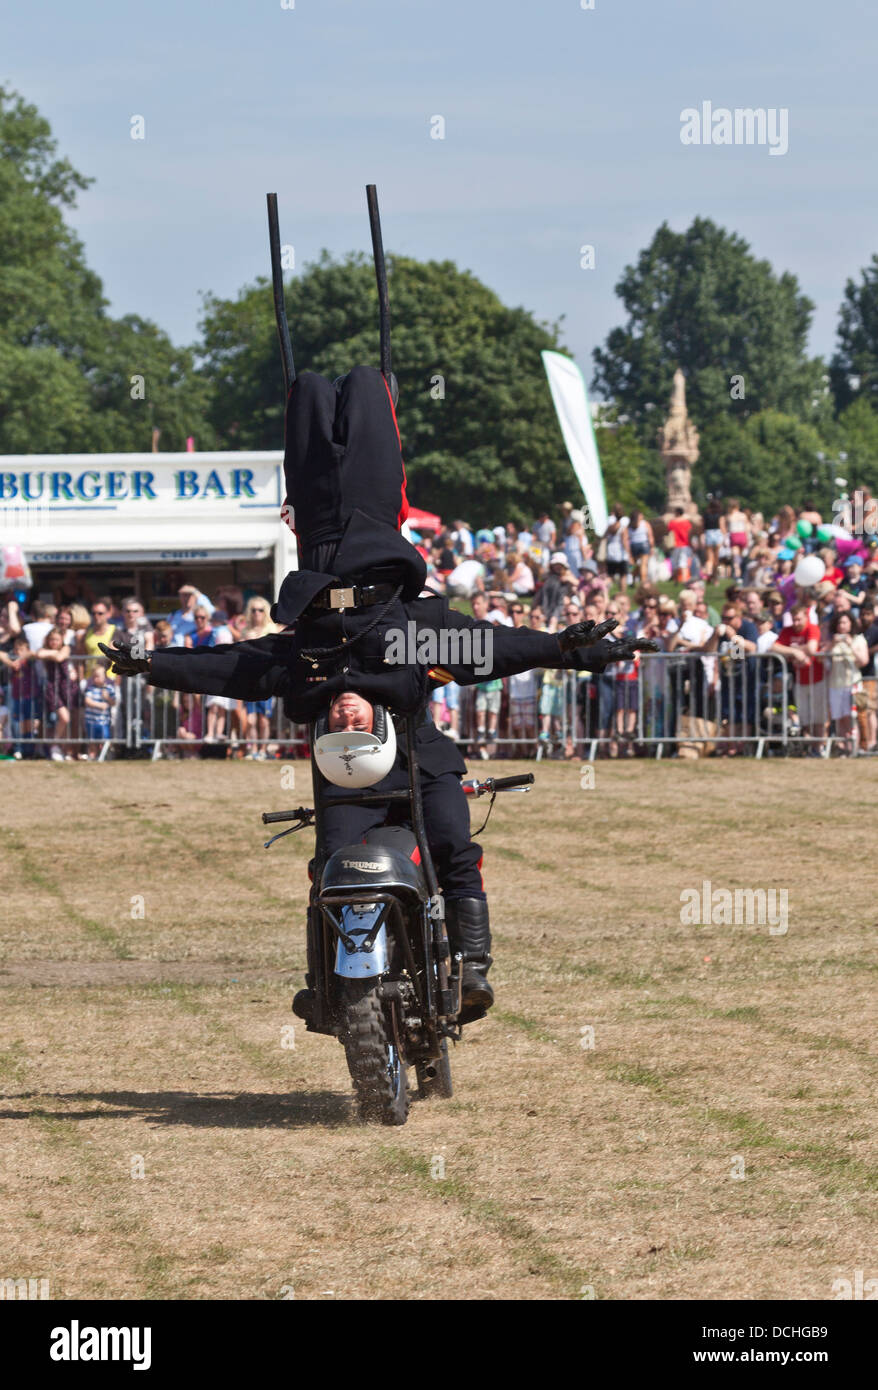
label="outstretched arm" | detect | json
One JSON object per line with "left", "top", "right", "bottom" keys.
{"left": 424, "top": 608, "right": 657, "bottom": 686}
{"left": 99, "top": 634, "right": 295, "bottom": 703}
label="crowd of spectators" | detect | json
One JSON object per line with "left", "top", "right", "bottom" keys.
{"left": 0, "top": 583, "right": 287, "bottom": 760}
{"left": 413, "top": 492, "right": 878, "bottom": 759}
{"left": 2, "top": 491, "right": 876, "bottom": 760}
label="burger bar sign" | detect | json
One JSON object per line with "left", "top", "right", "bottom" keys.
{"left": 0, "top": 458, "right": 282, "bottom": 514}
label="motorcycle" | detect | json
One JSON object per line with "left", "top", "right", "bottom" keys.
{"left": 262, "top": 714, "right": 534, "bottom": 1125}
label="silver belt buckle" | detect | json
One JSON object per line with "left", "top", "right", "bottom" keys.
{"left": 329, "top": 586, "right": 356, "bottom": 610}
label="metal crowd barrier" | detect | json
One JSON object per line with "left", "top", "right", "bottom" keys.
{"left": 136, "top": 680, "right": 307, "bottom": 760}
{"left": 0, "top": 653, "right": 307, "bottom": 761}
{"left": 1, "top": 648, "right": 855, "bottom": 763}
{"left": 443, "top": 651, "right": 807, "bottom": 760}
{"left": 1, "top": 653, "right": 117, "bottom": 760}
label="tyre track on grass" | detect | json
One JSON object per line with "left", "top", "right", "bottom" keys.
{"left": 2, "top": 828, "right": 132, "bottom": 959}
{"left": 491, "top": 1008, "right": 878, "bottom": 1192}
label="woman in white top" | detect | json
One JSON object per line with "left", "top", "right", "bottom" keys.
{"left": 627, "top": 510, "right": 654, "bottom": 586}
{"left": 824, "top": 612, "right": 868, "bottom": 755}
{"left": 725, "top": 499, "right": 751, "bottom": 581}
{"left": 604, "top": 504, "right": 632, "bottom": 593}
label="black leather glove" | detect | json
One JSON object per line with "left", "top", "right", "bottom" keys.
{"left": 97, "top": 640, "right": 150, "bottom": 676}
{"left": 557, "top": 617, "right": 618, "bottom": 654}
{"left": 603, "top": 635, "right": 661, "bottom": 663}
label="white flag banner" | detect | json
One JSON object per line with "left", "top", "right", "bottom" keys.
{"left": 541, "top": 350, "right": 609, "bottom": 537}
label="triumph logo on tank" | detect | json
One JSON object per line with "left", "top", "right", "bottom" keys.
{"left": 679, "top": 102, "right": 789, "bottom": 156}
{"left": 679, "top": 880, "right": 789, "bottom": 935}
{"left": 49, "top": 1320, "right": 152, "bottom": 1370}
{"left": 383, "top": 621, "right": 493, "bottom": 678}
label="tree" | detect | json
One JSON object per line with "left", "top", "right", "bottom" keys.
{"left": 695, "top": 410, "right": 826, "bottom": 516}
{"left": 0, "top": 85, "right": 209, "bottom": 452}
{"left": 198, "top": 252, "right": 586, "bottom": 525}
{"left": 830, "top": 254, "right": 878, "bottom": 412}
{"left": 88, "top": 316, "right": 215, "bottom": 452}
{"left": 592, "top": 218, "right": 820, "bottom": 431}
{"left": 592, "top": 410, "right": 662, "bottom": 513}
{"left": 835, "top": 396, "right": 878, "bottom": 494}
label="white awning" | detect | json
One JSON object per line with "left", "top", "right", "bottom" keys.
{"left": 23, "top": 520, "right": 279, "bottom": 566}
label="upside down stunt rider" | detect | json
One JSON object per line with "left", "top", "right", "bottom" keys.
{"left": 102, "top": 365, "right": 657, "bottom": 1026}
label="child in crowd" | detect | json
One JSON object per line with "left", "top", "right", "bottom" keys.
{"left": 0, "top": 634, "right": 40, "bottom": 757}
{"left": 82, "top": 660, "right": 116, "bottom": 760}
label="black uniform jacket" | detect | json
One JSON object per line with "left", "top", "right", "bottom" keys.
{"left": 147, "top": 593, "right": 617, "bottom": 727}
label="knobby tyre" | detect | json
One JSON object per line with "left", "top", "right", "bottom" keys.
{"left": 341, "top": 980, "right": 409, "bottom": 1125}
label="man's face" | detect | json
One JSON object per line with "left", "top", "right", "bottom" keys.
{"left": 472, "top": 595, "right": 488, "bottom": 620}
{"left": 328, "top": 693, "right": 374, "bottom": 733}
{"left": 792, "top": 609, "right": 808, "bottom": 632}
{"left": 745, "top": 592, "right": 761, "bottom": 617}
{"left": 834, "top": 592, "right": 851, "bottom": 614}
{"left": 722, "top": 610, "right": 741, "bottom": 631}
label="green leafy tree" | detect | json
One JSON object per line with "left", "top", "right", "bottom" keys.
{"left": 89, "top": 316, "right": 214, "bottom": 452}
{"left": 592, "top": 410, "right": 661, "bottom": 513}
{"left": 0, "top": 86, "right": 209, "bottom": 452}
{"left": 592, "top": 218, "right": 820, "bottom": 431}
{"left": 198, "top": 252, "right": 590, "bottom": 526}
{"left": 695, "top": 410, "right": 826, "bottom": 516}
{"left": 835, "top": 396, "right": 878, "bottom": 493}
{"left": 830, "top": 254, "right": 878, "bottom": 412}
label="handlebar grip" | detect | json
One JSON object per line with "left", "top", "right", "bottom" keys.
{"left": 262, "top": 807, "right": 311, "bottom": 824}
{"left": 491, "top": 774, "right": 535, "bottom": 791}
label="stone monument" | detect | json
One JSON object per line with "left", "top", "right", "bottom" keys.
{"left": 657, "top": 368, "right": 699, "bottom": 516}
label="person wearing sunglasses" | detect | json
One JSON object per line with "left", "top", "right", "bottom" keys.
{"left": 168, "top": 584, "right": 213, "bottom": 647}
{"left": 82, "top": 599, "right": 117, "bottom": 678}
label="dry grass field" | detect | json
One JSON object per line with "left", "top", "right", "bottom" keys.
{"left": 1, "top": 758, "right": 875, "bottom": 1301}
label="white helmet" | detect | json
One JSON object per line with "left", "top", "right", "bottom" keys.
{"left": 313, "top": 704, "right": 397, "bottom": 788}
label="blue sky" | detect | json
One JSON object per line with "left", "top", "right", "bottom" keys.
{"left": 3, "top": 0, "right": 876, "bottom": 387}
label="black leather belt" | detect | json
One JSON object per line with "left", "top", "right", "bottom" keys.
{"left": 307, "top": 582, "right": 397, "bottom": 613}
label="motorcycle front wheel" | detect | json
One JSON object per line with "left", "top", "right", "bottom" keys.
{"left": 340, "top": 979, "right": 409, "bottom": 1126}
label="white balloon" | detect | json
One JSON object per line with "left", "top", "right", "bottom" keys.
{"left": 794, "top": 556, "right": 826, "bottom": 587}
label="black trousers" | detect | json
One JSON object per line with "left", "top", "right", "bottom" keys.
{"left": 284, "top": 366, "right": 407, "bottom": 560}
{"left": 321, "top": 768, "right": 485, "bottom": 901}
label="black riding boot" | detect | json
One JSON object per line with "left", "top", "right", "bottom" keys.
{"left": 445, "top": 898, "right": 494, "bottom": 1024}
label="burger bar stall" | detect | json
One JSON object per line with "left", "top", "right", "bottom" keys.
{"left": 0, "top": 450, "right": 296, "bottom": 615}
